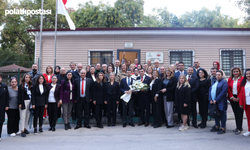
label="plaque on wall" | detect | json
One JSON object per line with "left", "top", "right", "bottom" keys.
{"left": 146, "top": 52, "right": 164, "bottom": 63}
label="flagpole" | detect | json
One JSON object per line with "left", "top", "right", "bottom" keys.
{"left": 54, "top": 0, "right": 58, "bottom": 69}
{"left": 38, "top": 0, "right": 44, "bottom": 72}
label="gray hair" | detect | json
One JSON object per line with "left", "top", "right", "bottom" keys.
{"left": 80, "top": 69, "right": 87, "bottom": 73}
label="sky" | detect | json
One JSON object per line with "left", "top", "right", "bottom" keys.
{"left": 6, "top": 0, "right": 249, "bottom": 24}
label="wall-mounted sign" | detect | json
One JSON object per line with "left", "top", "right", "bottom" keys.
{"left": 125, "top": 43, "right": 133, "bottom": 48}
{"left": 146, "top": 52, "right": 164, "bottom": 63}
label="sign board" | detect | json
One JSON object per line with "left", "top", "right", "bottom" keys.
{"left": 146, "top": 52, "right": 164, "bottom": 63}
{"left": 125, "top": 43, "right": 133, "bottom": 48}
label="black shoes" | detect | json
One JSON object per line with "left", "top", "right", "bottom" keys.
{"left": 166, "top": 125, "right": 174, "bottom": 128}
{"left": 129, "top": 122, "right": 135, "bottom": 127}
{"left": 144, "top": 123, "right": 149, "bottom": 127}
{"left": 34, "top": 129, "right": 37, "bottom": 134}
{"left": 39, "top": 128, "right": 43, "bottom": 133}
{"left": 217, "top": 128, "right": 226, "bottom": 134}
{"left": 97, "top": 124, "right": 103, "bottom": 128}
{"left": 84, "top": 125, "right": 91, "bottom": 129}
{"left": 65, "top": 124, "right": 68, "bottom": 130}
{"left": 48, "top": 127, "right": 52, "bottom": 131}
{"left": 52, "top": 128, "right": 56, "bottom": 132}
{"left": 108, "top": 123, "right": 111, "bottom": 127}
{"left": 192, "top": 124, "right": 198, "bottom": 128}
{"left": 74, "top": 125, "right": 82, "bottom": 130}
{"left": 154, "top": 124, "right": 161, "bottom": 128}
{"left": 68, "top": 123, "right": 72, "bottom": 129}
{"left": 21, "top": 132, "right": 26, "bottom": 137}
{"left": 210, "top": 126, "right": 219, "bottom": 132}
{"left": 24, "top": 129, "right": 29, "bottom": 134}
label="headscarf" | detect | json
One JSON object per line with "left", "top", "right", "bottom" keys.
{"left": 213, "top": 61, "right": 220, "bottom": 70}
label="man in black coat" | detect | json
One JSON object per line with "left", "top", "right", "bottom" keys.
{"left": 57, "top": 67, "right": 67, "bottom": 84}
{"left": 28, "top": 64, "right": 42, "bottom": 85}
{"left": 137, "top": 69, "right": 151, "bottom": 126}
{"left": 0, "top": 73, "right": 9, "bottom": 140}
{"left": 74, "top": 69, "right": 93, "bottom": 129}
{"left": 193, "top": 59, "right": 203, "bottom": 76}
{"left": 186, "top": 67, "right": 199, "bottom": 128}
{"left": 72, "top": 63, "right": 83, "bottom": 81}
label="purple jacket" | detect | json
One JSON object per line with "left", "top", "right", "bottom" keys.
{"left": 60, "top": 80, "right": 75, "bottom": 103}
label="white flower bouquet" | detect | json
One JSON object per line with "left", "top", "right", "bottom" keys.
{"left": 129, "top": 80, "right": 149, "bottom": 91}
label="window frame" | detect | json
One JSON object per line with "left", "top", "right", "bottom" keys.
{"left": 220, "top": 49, "right": 245, "bottom": 77}
{"left": 88, "top": 50, "right": 114, "bottom": 65}
{"left": 168, "top": 50, "right": 195, "bottom": 69}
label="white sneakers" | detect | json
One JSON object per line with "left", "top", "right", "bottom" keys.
{"left": 179, "top": 125, "right": 189, "bottom": 131}
{"left": 243, "top": 131, "right": 250, "bottom": 137}
{"left": 9, "top": 133, "right": 16, "bottom": 137}
{"left": 16, "top": 131, "right": 21, "bottom": 135}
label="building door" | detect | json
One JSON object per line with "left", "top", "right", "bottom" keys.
{"left": 117, "top": 49, "right": 141, "bottom": 65}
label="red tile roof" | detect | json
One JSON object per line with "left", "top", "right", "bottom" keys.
{"left": 0, "top": 64, "right": 32, "bottom": 72}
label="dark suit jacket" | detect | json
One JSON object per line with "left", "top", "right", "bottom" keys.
{"left": 86, "top": 72, "right": 97, "bottom": 83}
{"left": 106, "top": 81, "right": 120, "bottom": 102}
{"left": 74, "top": 78, "right": 93, "bottom": 103}
{"left": 150, "top": 78, "right": 162, "bottom": 103}
{"left": 136, "top": 76, "right": 151, "bottom": 86}
{"left": 31, "top": 85, "right": 48, "bottom": 106}
{"left": 28, "top": 71, "right": 42, "bottom": 85}
{"left": 93, "top": 82, "right": 106, "bottom": 104}
{"left": 47, "top": 83, "right": 61, "bottom": 102}
{"left": 18, "top": 84, "right": 33, "bottom": 110}
{"left": 72, "top": 70, "right": 81, "bottom": 81}
{"left": 175, "top": 84, "right": 191, "bottom": 112}
{"left": 120, "top": 77, "right": 134, "bottom": 94}
{"left": 209, "top": 79, "right": 228, "bottom": 111}
{"left": 188, "top": 75, "right": 199, "bottom": 101}
{"left": 56, "top": 74, "right": 66, "bottom": 84}
{"left": 174, "top": 71, "right": 187, "bottom": 81}
{"left": 0, "top": 83, "right": 9, "bottom": 123}
{"left": 157, "top": 77, "right": 177, "bottom": 102}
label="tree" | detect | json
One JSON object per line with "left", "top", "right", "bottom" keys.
{"left": 0, "top": 0, "right": 69, "bottom": 67}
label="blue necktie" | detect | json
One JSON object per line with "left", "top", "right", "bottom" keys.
{"left": 128, "top": 78, "right": 130, "bottom": 85}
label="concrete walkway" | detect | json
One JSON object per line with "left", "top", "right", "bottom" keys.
{"left": 0, "top": 119, "right": 250, "bottom": 150}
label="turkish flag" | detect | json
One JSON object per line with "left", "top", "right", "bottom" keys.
{"left": 62, "top": 0, "right": 67, "bottom": 5}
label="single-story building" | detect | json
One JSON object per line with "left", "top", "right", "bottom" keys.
{"left": 27, "top": 27, "right": 250, "bottom": 76}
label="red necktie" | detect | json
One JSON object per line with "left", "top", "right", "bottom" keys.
{"left": 188, "top": 75, "right": 191, "bottom": 82}
{"left": 141, "top": 77, "right": 143, "bottom": 81}
{"left": 81, "top": 79, "right": 84, "bottom": 95}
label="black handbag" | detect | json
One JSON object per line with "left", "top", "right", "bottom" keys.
{"left": 209, "top": 104, "right": 221, "bottom": 118}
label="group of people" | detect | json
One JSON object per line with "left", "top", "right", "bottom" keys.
{"left": 1, "top": 58, "right": 250, "bottom": 141}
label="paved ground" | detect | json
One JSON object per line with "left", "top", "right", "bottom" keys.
{"left": 0, "top": 119, "right": 250, "bottom": 150}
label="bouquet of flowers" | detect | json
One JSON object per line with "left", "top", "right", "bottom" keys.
{"left": 129, "top": 80, "right": 149, "bottom": 91}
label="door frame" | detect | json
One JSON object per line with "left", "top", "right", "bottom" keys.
{"left": 117, "top": 49, "right": 141, "bottom": 64}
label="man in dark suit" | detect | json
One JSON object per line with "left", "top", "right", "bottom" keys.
{"left": 74, "top": 69, "right": 93, "bottom": 129}
{"left": 28, "top": 64, "right": 42, "bottom": 85}
{"left": 137, "top": 69, "right": 151, "bottom": 126}
{"left": 67, "top": 62, "right": 76, "bottom": 72}
{"left": 72, "top": 63, "right": 83, "bottom": 81}
{"left": 193, "top": 59, "right": 203, "bottom": 76}
{"left": 57, "top": 67, "right": 66, "bottom": 84}
{"left": 120, "top": 69, "right": 135, "bottom": 127}
{"left": 186, "top": 67, "right": 199, "bottom": 128}
{"left": 174, "top": 62, "right": 187, "bottom": 81}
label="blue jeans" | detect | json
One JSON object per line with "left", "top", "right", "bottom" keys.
{"left": 215, "top": 110, "right": 227, "bottom": 128}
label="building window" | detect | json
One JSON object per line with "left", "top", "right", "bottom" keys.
{"left": 220, "top": 49, "right": 245, "bottom": 76}
{"left": 169, "top": 50, "right": 194, "bottom": 70}
{"left": 89, "top": 51, "right": 113, "bottom": 65}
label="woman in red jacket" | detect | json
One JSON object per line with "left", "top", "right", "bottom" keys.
{"left": 239, "top": 69, "right": 250, "bottom": 136}
{"left": 227, "top": 67, "right": 244, "bottom": 135}
{"left": 43, "top": 66, "right": 55, "bottom": 118}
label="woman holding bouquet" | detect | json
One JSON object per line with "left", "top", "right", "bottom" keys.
{"left": 137, "top": 69, "right": 151, "bottom": 127}
{"left": 175, "top": 74, "right": 191, "bottom": 131}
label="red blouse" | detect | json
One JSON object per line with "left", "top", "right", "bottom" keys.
{"left": 43, "top": 73, "right": 54, "bottom": 84}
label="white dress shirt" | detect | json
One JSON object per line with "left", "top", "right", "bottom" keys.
{"left": 233, "top": 77, "right": 240, "bottom": 95}
{"left": 49, "top": 84, "right": 56, "bottom": 103}
{"left": 245, "top": 80, "right": 250, "bottom": 105}
{"left": 39, "top": 84, "right": 44, "bottom": 95}
{"left": 69, "top": 80, "right": 73, "bottom": 100}
{"left": 179, "top": 70, "right": 185, "bottom": 75}
{"left": 91, "top": 74, "right": 96, "bottom": 82}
